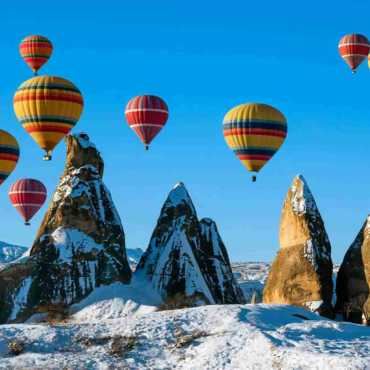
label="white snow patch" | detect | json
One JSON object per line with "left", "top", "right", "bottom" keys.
{"left": 0, "top": 304, "right": 369, "bottom": 369}
{"left": 290, "top": 174, "right": 316, "bottom": 216}
{"left": 9, "top": 277, "right": 33, "bottom": 320}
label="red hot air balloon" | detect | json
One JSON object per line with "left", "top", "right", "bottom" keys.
{"left": 9, "top": 179, "right": 47, "bottom": 226}
{"left": 125, "top": 95, "right": 169, "bottom": 149}
{"left": 338, "top": 33, "right": 370, "bottom": 73}
{"left": 19, "top": 35, "right": 53, "bottom": 75}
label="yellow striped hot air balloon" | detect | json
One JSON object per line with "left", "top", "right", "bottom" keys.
{"left": 13, "top": 76, "right": 84, "bottom": 160}
{"left": 0, "top": 130, "right": 20, "bottom": 186}
{"left": 223, "top": 103, "right": 287, "bottom": 182}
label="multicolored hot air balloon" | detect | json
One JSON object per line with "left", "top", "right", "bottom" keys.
{"left": 338, "top": 34, "right": 370, "bottom": 73}
{"left": 125, "top": 95, "right": 169, "bottom": 149}
{"left": 223, "top": 103, "right": 287, "bottom": 182}
{"left": 0, "top": 130, "right": 20, "bottom": 186}
{"left": 19, "top": 35, "right": 53, "bottom": 75}
{"left": 9, "top": 179, "right": 47, "bottom": 226}
{"left": 13, "top": 76, "right": 84, "bottom": 160}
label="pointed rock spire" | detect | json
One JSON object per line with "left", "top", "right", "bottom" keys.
{"left": 336, "top": 215, "right": 370, "bottom": 324}
{"left": 263, "top": 175, "right": 334, "bottom": 318}
{"left": 136, "top": 183, "right": 244, "bottom": 306}
{"left": 0, "top": 133, "right": 131, "bottom": 323}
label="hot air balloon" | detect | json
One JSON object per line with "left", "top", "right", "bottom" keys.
{"left": 0, "top": 130, "right": 20, "bottom": 186}
{"left": 13, "top": 76, "right": 84, "bottom": 160}
{"left": 9, "top": 179, "right": 47, "bottom": 226}
{"left": 338, "top": 34, "right": 370, "bottom": 73}
{"left": 125, "top": 95, "right": 169, "bottom": 149}
{"left": 19, "top": 35, "right": 53, "bottom": 75}
{"left": 223, "top": 103, "right": 287, "bottom": 182}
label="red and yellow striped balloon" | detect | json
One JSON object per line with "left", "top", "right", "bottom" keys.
{"left": 0, "top": 130, "right": 20, "bottom": 186}
{"left": 223, "top": 103, "right": 287, "bottom": 181}
{"left": 338, "top": 34, "right": 370, "bottom": 73}
{"left": 125, "top": 95, "right": 169, "bottom": 149}
{"left": 13, "top": 76, "right": 84, "bottom": 160}
{"left": 19, "top": 35, "right": 53, "bottom": 74}
{"left": 9, "top": 179, "right": 47, "bottom": 225}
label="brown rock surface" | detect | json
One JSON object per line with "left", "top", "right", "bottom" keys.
{"left": 263, "top": 175, "right": 333, "bottom": 317}
{"left": 335, "top": 216, "right": 370, "bottom": 324}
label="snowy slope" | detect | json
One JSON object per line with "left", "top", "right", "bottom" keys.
{"left": 0, "top": 242, "right": 28, "bottom": 268}
{"left": 0, "top": 304, "right": 369, "bottom": 369}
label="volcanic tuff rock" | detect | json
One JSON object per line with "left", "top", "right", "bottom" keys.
{"left": 0, "top": 133, "right": 131, "bottom": 323}
{"left": 336, "top": 216, "right": 370, "bottom": 324}
{"left": 135, "top": 182, "right": 244, "bottom": 305}
{"left": 263, "top": 175, "right": 334, "bottom": 318}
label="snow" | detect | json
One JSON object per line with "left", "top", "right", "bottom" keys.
{"left": 51, "top": 227, "right": 104, "bottom": 263}
{"left": 0, "top": 304, "right": 369, "bottom": 369}
{"left": 291, "top": 174, "right": 316, "bottom": 216}
{"left": 70, "top": 277, "right": 160, "bottom": 322}
{"left": 9, "top": 277, "right": 33, "bottom": 321}
{"left": 167, "top": 182, "right": 195, "bottom": 212}
{"left": 75, "top": 132, "right": 96, "bottom": 149}
{"left": 147, "top": 230, "right": 215, "bottom": 304}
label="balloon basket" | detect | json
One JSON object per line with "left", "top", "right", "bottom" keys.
{"left": 145, "top": 145, "right": 149, "bottom": 151}
{"left": 24, "top": 222, "right": 31, "bottom": 226}
{"left": 43, "top": 153, "right": 52, "bottom": 161}
{"left": 252, "top": 175, "right": 257, "bottom": 182}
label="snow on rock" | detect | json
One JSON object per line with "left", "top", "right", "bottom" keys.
{"left": 136, "top": 182, "right": 243, "bottom": 306}
{"left": 0, "top": 304, "right": 369, "bottom": 369}
{"left": 263, "top": 175, "right": 334, "bottom": 318}
{"left": 336, "top": 215, "right": 370, "bottom": 324}
{"left": 0, "top": 133, "right": 131, "bottom": 323}
{"left": 199, "top": 218, "right": 245, "bottom": 304}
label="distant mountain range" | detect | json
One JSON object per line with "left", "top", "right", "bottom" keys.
{"left": 0, "top": 242, "right": 28, "bottom": 268}
{"left": 0, "top": 241, "right": 144, "bottom": 270}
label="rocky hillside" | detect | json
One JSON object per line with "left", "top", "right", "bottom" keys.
{"left": 263, "top": 175, "right": 334, "bottom": 317}
{"left": 0, "top": 133, "right": 132, "bottom": 323}
{"left": 136, "top": 182, "right": 244, "bottom": 305}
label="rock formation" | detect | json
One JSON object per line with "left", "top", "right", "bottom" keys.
{"left": 263, "top": 175, "right": 334, "bottom": 318}
{"left": 335, "top": 216, "right": 370, "bottom": 324}
{"left": 136, "top": 182, "right": 244, "bottom": 305}
{"left": 0, "top": 133, "right": 131, "bottom": 323}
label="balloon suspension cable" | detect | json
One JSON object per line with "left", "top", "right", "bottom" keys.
{"left": 24, "top": 221, "right": 31, "bottom": 226}
{"left": 145, "top": 145, "right": 149, "bottom": 151}
{"left": 252, "top": 175, "right": 257, "bottom": 182}
{"left": 43, "top": 151, "right": 52, "bottom": 161}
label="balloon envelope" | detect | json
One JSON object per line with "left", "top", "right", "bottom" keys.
{"left": 223, "top": 103, "right": 287, "bottom": 174}
{"left": 19, "top": 35, "right": 53, "bottom": 74}
{"left": 9, "top": 179, "right": 47, "bottom": 224}
{"left": 338, "top": 34, "right": 370, "bottom": 72}
{"left": 125, "top": 95, "right": 168, "bottom": 148}
{"left": 13, "top": 76, "right": 84, "bottom": 159}
{"left": 0, "top": 130, "right": 19, "bottom": 186}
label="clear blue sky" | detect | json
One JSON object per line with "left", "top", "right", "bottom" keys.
{"left": 0, "top": 0, "right": 369, "bottom": 262}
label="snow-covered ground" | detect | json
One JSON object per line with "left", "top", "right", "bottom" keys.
{"left": 0, "top": 301, "right": 369, "bottom": 369}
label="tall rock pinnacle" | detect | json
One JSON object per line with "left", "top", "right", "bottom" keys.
{"left": 136, "top": 182, "right": 244, "bottom": 305}
{"left": 263, "top": 175, "right": 334, "bottom": 317}
{"left": 336, "top": 216, "right": 370, "bottom": 324}
{"left": 0, "top": 133, "right": 131, "bottom": 323}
